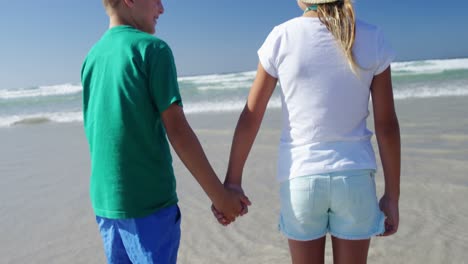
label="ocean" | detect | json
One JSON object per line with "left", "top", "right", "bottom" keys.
{"left": 1, "top": 58, "right": 467, "bottom": 128}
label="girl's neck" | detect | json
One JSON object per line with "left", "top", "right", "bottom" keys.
{"left": 302, "top": 12, "right": 319, "bottom": 18}
{"left": 302, "top": 5, "right": 319, "bottom": 18}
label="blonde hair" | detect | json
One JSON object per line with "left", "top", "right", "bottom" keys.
{"left": 316, "top": 0, "right": 359, "bottom": 73}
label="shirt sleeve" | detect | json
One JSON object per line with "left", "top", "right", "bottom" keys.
{"left": 149, "top": 41, "right": 183, "bottom": 113}
{"left": 374, "top": 28, "right": 396, "bottom": 75}
{"left": 257, "top": 26, "right": 281, "bottom": 78}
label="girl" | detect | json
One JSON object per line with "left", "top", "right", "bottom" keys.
{"left": 215, "top": 0, "right": 400, "bottom": 263}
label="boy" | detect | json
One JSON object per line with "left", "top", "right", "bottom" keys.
{"left": 81, "top": 0, "right": 250, "bottom": 263}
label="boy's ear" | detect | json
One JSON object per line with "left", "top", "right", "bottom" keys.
{"left": 122, "top": 0, "right": 135, "bottom": 8}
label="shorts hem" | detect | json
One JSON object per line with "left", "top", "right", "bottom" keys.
{"left": 329, "top": 212, "right": 386, "bottom": 240}
{"left": 279, "top": 227, "right": 327, "bottom": 241}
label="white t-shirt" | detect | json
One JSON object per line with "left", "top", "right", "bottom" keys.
{"left": 258, "top": 17, "right": 395, "bottom": 182}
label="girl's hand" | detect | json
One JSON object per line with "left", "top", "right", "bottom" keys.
{"left": 379, "top": 194, "right": 399, "bottom": 236}
{"left": 211, "top": 184, "right": 251, "bottom": 226}
{"left": 224, "top": 183, "right": 250, "bottom": 216}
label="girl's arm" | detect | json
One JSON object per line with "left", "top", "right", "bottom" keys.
{"left": 370, "top": 66, "right": 401, "bottom": 236}
{"left": 225, "top": 63, "right": 278, "bottom": 186}
{"left": 211, "top": 63, "right": 277, "bottom": 225}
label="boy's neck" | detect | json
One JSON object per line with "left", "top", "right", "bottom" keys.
{"left": 109, "top": 15, "right": 133, "bottom": 29}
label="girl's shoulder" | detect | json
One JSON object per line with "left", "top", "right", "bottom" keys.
{"left": 355, "top": 19, "right": 380, "bottom": 35}
{"left": 276, "top": 16, "right": 322, "bottom": 28}
{"left": 268, "top": 17, "right": 323, "bottom": 37}
{"left": 354, "top": 19, "right": 391, "bottom": 49}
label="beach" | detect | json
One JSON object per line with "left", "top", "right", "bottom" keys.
{"left": 1, "top": 94, "right": 468, "bottom": 263}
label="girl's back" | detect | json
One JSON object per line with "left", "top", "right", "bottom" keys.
{"left": 220, "top": 2, "right": 400, "bottom": 263}
{"left": 258, "top": 16, "right": 394, "bottom": 180}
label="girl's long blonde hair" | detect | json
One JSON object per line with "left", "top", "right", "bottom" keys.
{"left": 316, "top": 0, "right": 359, "bottom": 73}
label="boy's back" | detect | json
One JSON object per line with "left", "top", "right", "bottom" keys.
{"left": 81, "top": 25, "right": 182, "bottom": 219}
{"left": 83, "top": 1, "right": 249, "bottom": 262}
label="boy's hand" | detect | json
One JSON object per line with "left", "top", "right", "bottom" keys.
{"left": 379, "top": 194, "right": 399, "bottom": 236}
{"left": 211, "top": 184, "right": 251, "bottom": 226}
{"left": 212, "top": 188, "right": 250, "bottom": 224}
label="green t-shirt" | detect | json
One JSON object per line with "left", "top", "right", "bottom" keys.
{"left": 81, "top": 25, "right": 182, "bottom": 219}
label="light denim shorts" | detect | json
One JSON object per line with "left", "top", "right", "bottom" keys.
{"left": 279, "top": 170, "right": 385, "bottom": 241}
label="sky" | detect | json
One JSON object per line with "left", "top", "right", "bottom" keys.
{"left": 0, "top": 0, "right": 467, "bottom": 90}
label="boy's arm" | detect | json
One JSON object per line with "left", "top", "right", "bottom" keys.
{"left": 371, "top": 67, "right": 401, "bottom": 236}
{"left": 161, "top": 104, "right": 250, "bottom": 221}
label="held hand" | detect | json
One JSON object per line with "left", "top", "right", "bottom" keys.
{"left": 211, "top": 184, "right": 251, "bottom": 226}
{"left": 212, "top": 188, "right": 250, "bottom": 224}
{"left": 379, "top": 195, "right": 399, "bottom": 236}
{"left": 225, "top": 183, "right": 250, "bottom": 216}
{"left": 211, "top": 204, "right": 230, "bottom": 226}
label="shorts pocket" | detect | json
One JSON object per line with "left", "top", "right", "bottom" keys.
{"left": 343, "top": 172, "right": 378, "bottom": 222}
{"left": 280, "top": 178, "right": 314, "bottom": 223}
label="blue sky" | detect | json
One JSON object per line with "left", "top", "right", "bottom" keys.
{"left": 0, "top": 0, "right": 467, "bottom": 90}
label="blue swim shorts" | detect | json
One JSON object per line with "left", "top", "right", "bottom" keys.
{"left": 96, "top": 204, "right": 181, "bottom": 264}
{"left": 279, "top": 170, "right": 385, "bottom": 241}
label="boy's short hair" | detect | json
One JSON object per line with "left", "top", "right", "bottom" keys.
{"left": 102, "top": 0, "right": 121, "bottom": 13}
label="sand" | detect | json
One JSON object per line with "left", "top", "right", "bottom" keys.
{"left": 1, "top": 96, "right": 467, "bottom": 263}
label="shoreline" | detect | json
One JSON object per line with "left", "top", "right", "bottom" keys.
{"left": 1, "top": 96, "right": 467, "bottom": 263}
